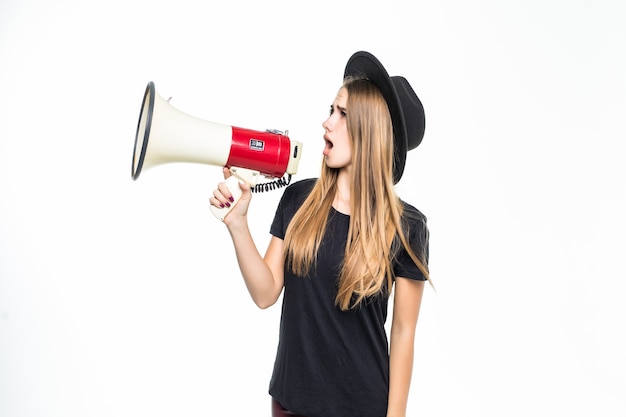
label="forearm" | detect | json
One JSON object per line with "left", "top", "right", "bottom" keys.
{"left": 387, "top": 278, "right": 424, "bottom": 417}
{"left": 387, "top": 330, "right": 415, "bottom": 417}
{"left": 226, "top": 220, "right": 281, "bottom": 309}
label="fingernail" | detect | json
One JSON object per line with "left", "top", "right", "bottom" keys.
{"left": 225, "top": 202, "right": 231, "bottom": 207}
{"left": 228, "top": 196, "right": 234, "bottom": 203}
{"left": 219, "top": 203, "right": 225, "bottom": 208}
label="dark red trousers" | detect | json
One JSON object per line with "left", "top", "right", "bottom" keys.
{"left": 271, "top": 399, "right": 307, "bottom": 417}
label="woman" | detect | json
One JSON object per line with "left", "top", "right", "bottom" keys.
{"left": 211, "top": 51, "right": 431, "bottom": 417}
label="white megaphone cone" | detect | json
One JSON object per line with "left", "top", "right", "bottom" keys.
{"left": 132, "top": 82, "right": 303, "bottom": 221}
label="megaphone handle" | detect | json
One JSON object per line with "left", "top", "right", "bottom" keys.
{"left": 210, "top": 175, "right": 243, "bottom": 222}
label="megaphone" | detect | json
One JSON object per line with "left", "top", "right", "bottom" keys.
{"left": 132, "top": 81, "right": 303, "bottom": 221}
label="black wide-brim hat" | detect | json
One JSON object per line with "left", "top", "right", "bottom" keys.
{"left": 344, "top": 51, "right": 425, "bottom": 183}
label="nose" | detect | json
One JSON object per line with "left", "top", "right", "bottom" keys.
{"left": 322, "top": 117, "right": 331, "bottom": 132}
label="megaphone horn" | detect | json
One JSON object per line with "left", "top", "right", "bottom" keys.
{"left": 131, "top": 82, "right": 303, "bottom": 221}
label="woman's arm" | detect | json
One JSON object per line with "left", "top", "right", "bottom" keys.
{"left": 211, "top": 169, "right": 285, "bottom": 309}
{"left": 387, "top": 278, "right": 425, "bottom": 417}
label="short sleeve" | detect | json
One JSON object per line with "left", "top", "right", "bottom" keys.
{"left": 270, "top": 192, "right": 288, "bottom": 239}
{"left": 393, "top": 204, "right": 429, "bottom": 281}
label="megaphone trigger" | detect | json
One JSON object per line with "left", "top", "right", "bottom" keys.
{"left": 228, "top": 166, "right": 260, "bottom": 187}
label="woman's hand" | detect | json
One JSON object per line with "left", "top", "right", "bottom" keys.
{"left": 210, "top": 167, "right": 253, "bottom": 226}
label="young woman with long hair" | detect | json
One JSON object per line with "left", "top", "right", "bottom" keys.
{"left": 211, "top": 51, "right": 431, "bottom": 417}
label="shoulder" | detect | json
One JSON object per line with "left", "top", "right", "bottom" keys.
{"left": 400, "top": 200, "right": 427, "bottom": 226}
{"left": 270, "top": 178, "right": 317, "bottom": 238}
{"left": 286, "top": 177, "right": 317, "bottom": 193}
{"left": 399, "top": 200, "right": 429, "bottom": 252}
{"left": 280, "top": 178, "right": 317, "bottom": 206}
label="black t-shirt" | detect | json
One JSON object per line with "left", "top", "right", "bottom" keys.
{"left": 268, "top": 178, "right": 428, "bottom": 417}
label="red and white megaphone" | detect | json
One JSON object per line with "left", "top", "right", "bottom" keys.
{"left": 132, "top": 81, "right": 303, "bottom": 221}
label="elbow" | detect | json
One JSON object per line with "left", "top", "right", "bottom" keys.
{"left": 255, "top": 300, "right": 274, "bottom": 310}
{"left": 390, "top": 324, "right": 417, "bottom": 341}
{"left": 252, "top": 295, "right": 278, "bottom": 310}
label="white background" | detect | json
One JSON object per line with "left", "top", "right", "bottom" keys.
{"left": 1, "top": 0, "right": 625, "bottom": 416}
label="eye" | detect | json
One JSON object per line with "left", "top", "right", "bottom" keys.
{"left": 329, "top": 104, "right": 347, "bottom": 117}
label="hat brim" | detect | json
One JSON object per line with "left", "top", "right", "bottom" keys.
{"left": 344, "top": 51, "right": 408, "bottom": 184}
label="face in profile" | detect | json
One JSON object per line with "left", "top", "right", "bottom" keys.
{"left": 322, "top": 86, "right": 352, "bottom": 170}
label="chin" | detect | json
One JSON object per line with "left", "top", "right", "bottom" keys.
{"left": 324, "top": 157, "right": 338, "bottom": 168}
{"left": 325, "top": 159, "right": 349, "bottom": 170}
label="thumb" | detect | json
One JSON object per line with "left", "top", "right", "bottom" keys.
{"left": 238, "top": 177, "right": 252, "bottom": 197}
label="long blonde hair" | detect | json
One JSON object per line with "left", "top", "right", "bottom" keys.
{"left": 283, "top": 77, "right": 430, "bottom": 310}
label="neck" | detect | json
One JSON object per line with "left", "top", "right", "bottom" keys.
{"left": 333, "top": 170, "right": 351, "bottom": 215}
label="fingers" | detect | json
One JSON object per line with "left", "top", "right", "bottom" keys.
{"left": 211, "top": 181, "right": 235, "bottom": 209}
{"left": 211, "top": 168, "right": 234, "bottom": 208}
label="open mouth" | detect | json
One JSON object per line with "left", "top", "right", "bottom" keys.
{"left": 323, "top": 139, "right": 333, "bottom": 156}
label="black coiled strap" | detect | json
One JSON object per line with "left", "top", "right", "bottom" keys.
{"left": 251, "top": 174, "right": 292, "bottom": 193}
